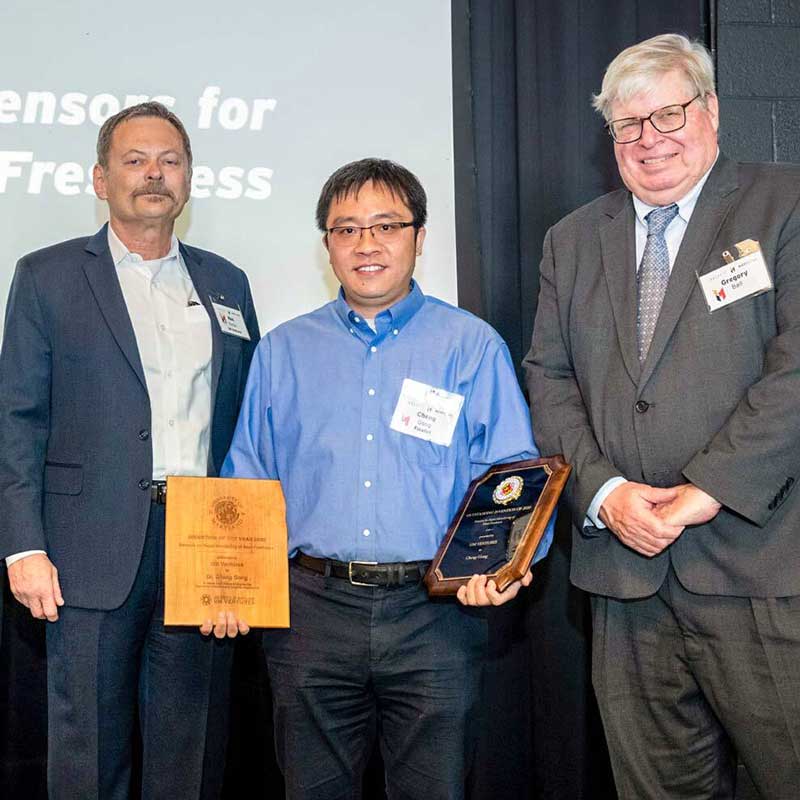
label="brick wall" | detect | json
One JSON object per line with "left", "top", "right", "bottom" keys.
{"left": 716, "top": 0, "right": 800, "bottom": 162}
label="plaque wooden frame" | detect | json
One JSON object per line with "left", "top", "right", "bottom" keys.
{"left": 164, "top": 476, "right": 289, "bottom": 628}
{"left": 425, "top": 456, "right": 570, "bottom": 596}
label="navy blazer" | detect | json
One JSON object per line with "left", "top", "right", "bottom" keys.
{"left": 0, "top": 224, "right": 260, "bottom": 609}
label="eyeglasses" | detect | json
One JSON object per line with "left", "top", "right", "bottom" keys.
{"left": 607, "top": 94, "right": 701, "bottom": 144}
{"left": 327, "top": 221, "right": 416, "bottom": 244}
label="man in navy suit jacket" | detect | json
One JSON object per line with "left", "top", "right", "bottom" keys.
{"left": 0, "top": 102, "right": 259, "bottom": 798}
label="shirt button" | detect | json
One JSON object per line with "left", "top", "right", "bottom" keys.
{"left": 362, "top": 528, "right": 371, "bottom": 537}
{"left": 168, "top": 419, "right": 175, "bottom": 427}
{"left": 166, "top": 370, "right": 173, "bottom": 378}
{"left": 364, "top": 480, "right": 372, "bottom": 488}
{"left": 349, "top": 328, "right": 355, "bottom": 334}
{"left": 370, "top": 346, "right": 377, "bottom": 353}
{"left": 138, "top": 429, "right": 150, "bottom": 441}
{"left": 393, "top": 329, "right": 399, "bottom": 335}
{"left": 368, "top": 388, "right": 375, "bottom": 396}
{"left": 354, "top": 316, "right": 361, "bottom": 323}
{"left": 366, "top": 434, "right": 374, "bottom": 441}
{"left": 634, "top": 400, "right": 649, "bottom": 414}
{"left": 138, "top": 478, "right": 151, "bottom": 490}
{"left": 159, "top": 323, "right": 167, "bottom": 332}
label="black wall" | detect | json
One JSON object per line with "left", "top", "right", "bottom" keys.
{"left": 715, "top": 0, "right": 800, "bottom": 162}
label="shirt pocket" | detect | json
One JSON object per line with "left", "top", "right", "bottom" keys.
{"left": 398, "top": 432, "right": 454, "bottom": 467}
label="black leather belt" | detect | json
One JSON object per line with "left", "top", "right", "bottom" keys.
{"left": 295, "top": 552, "right": 430, "bottom": 587}
{"left": 151, "top": 480, "right": 168, "bottom": 505}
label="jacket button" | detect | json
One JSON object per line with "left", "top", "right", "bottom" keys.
{"left": 138, "top": 429, "right": 150, "bottom": 441}
{"left": 634, "top": 400, "right": 650, "bottom": 413}
{"left": 138, "top": 479, "right": 151, "bottom": 490}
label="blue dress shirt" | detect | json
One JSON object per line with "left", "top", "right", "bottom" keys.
{"left": 223, "top": 281, "right": 553, "bottom": 564}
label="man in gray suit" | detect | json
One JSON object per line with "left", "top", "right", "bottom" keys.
{"left": 0, "top": 102, "right": 259, "bottom": 798}
{"left": 525, "top": 34, "right": 800, "bottom": 799}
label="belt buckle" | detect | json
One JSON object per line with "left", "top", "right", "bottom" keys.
{"left": 347, "top": 560, "right": 379, "bottom": 587}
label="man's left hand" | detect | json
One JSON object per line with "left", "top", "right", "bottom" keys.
{"left": 456, "top": 571, "right": 533, "bottom": 607}
{"left": 654, "top": 483, "right": 721, "bottom": 527}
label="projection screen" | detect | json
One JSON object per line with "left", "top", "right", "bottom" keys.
{"left": 0, "top": 1, "right": 457, "bottom": 340}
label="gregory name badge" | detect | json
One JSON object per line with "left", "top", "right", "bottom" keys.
{"left": 210, "top": 299, "right": 251, "bottom": 340}
{"left": 698, "top": 239, "right": 772, "bottom": 312}
{"left": 390, "top": 378, "right": 464, "bottom": 447}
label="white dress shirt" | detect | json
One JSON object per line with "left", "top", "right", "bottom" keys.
{"left": 109, "top": 225, "right": 213, "bottom": 480}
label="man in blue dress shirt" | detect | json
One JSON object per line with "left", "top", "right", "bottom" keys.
{"left": 223, "top": 158, "right": 550, "bottom": 799}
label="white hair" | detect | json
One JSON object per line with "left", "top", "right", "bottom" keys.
{"left": 592, "top": 33, "right": 715, "bottom": 121}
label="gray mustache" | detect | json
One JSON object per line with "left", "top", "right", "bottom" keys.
{"left": 135, "top": 184, "right": 173, "bottom": 198}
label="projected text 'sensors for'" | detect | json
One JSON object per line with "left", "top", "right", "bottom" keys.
{"left": 0, "top": 87, "right": 278, "bottom": 199}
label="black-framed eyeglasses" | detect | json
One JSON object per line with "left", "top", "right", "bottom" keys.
{"left": 327, "top": 221, "right": 416, "bottom": 244}
{"left": 607, "top": 94, "right": 701, "bottom": 144}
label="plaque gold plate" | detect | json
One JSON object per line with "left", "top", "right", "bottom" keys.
{"left": 164, "top": 476, "right": 289, "bottom": 627}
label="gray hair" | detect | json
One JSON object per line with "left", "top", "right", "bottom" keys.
{"left": 592, "top": 34, "right": 715, "bottom": 121}
{"left": 96, "top": 101, "right": 193, "bottom": 172}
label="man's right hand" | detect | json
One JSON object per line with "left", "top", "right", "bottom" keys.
{"left": 7, "top": 553, "right": 64, "bottom": 621}
{"left": 599, "top": 481, "right": 685, "bottom": 557}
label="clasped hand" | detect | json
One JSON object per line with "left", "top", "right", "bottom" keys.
{"left": 599, "top": 481, "right": 721, "bottom": 557}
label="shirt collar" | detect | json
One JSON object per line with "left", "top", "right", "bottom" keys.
{"left": 334, "top": 279, "right": 426, "bottom": 333}
{"left": 632, "top": 148, "right": 719, "bottom": 228}
{"left": 107, "top": 223, "right": 181, "bottom": 269}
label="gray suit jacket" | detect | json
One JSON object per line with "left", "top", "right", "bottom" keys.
{"left": 0, "top": 225, "right": 260, "bottom": 609}
{"left": 524, "top": 154, "right": 800, "bottom": 599}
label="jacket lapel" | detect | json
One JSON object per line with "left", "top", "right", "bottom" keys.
{"left": 639, "top": 155, "right": 740, "bottom": 386}
{"left": 82, "top": 225, "right": 147, "bottom": 392}
{"left": 600, "top": 194, "right": 641, "bottom": 383}
{"left": 181, "top": 245, "right": 224, "bottom": 406}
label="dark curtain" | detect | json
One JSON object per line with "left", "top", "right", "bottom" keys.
{"left": 453, "top": 2, "right": 707, "bottom": 798}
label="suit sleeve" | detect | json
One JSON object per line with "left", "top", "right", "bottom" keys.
{"left": 0, "top": 257, "right": 52, "bottom": 557}
{"left": 683, "top": 192, "right": 800, "bottom": 526}
{"left": 523, "top": 227, "right": 623, "bottom": 522}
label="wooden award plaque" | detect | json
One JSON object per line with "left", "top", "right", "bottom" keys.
{"left": 164, "top": 476, "right": 289, "bottom": 628}
{"left": 425, "top": 456, "right": 570, "bottom": 596}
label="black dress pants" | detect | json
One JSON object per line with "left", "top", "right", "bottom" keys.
{"left": 263, "top": 561, "right": 488, "bottom": 800}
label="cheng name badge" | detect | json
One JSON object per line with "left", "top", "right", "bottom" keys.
{"left": 698, "top": 239, "right": 773, "bottom": 312}
{"left": 210, "top": 300, "right": 251, "bottom": 340}
{"left": 390, "top": 378, "right": 465, "bottom": 447}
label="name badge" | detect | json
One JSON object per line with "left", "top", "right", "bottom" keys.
{"left": 698, "top": 239, "right": 773, "bottom": 312}
{"left": 390, "top": 378, "right": 464, "bottom": 447}
{"left": 210, "top": 300, "right": 251, "bottom": 340}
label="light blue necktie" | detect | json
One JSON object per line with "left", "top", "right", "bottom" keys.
{"left": 637, "top": 203, "right": 679, "bottom": 361}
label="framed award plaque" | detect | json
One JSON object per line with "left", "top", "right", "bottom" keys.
{"left": 425, "top": 456, "right": 570, "bottom": 596}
